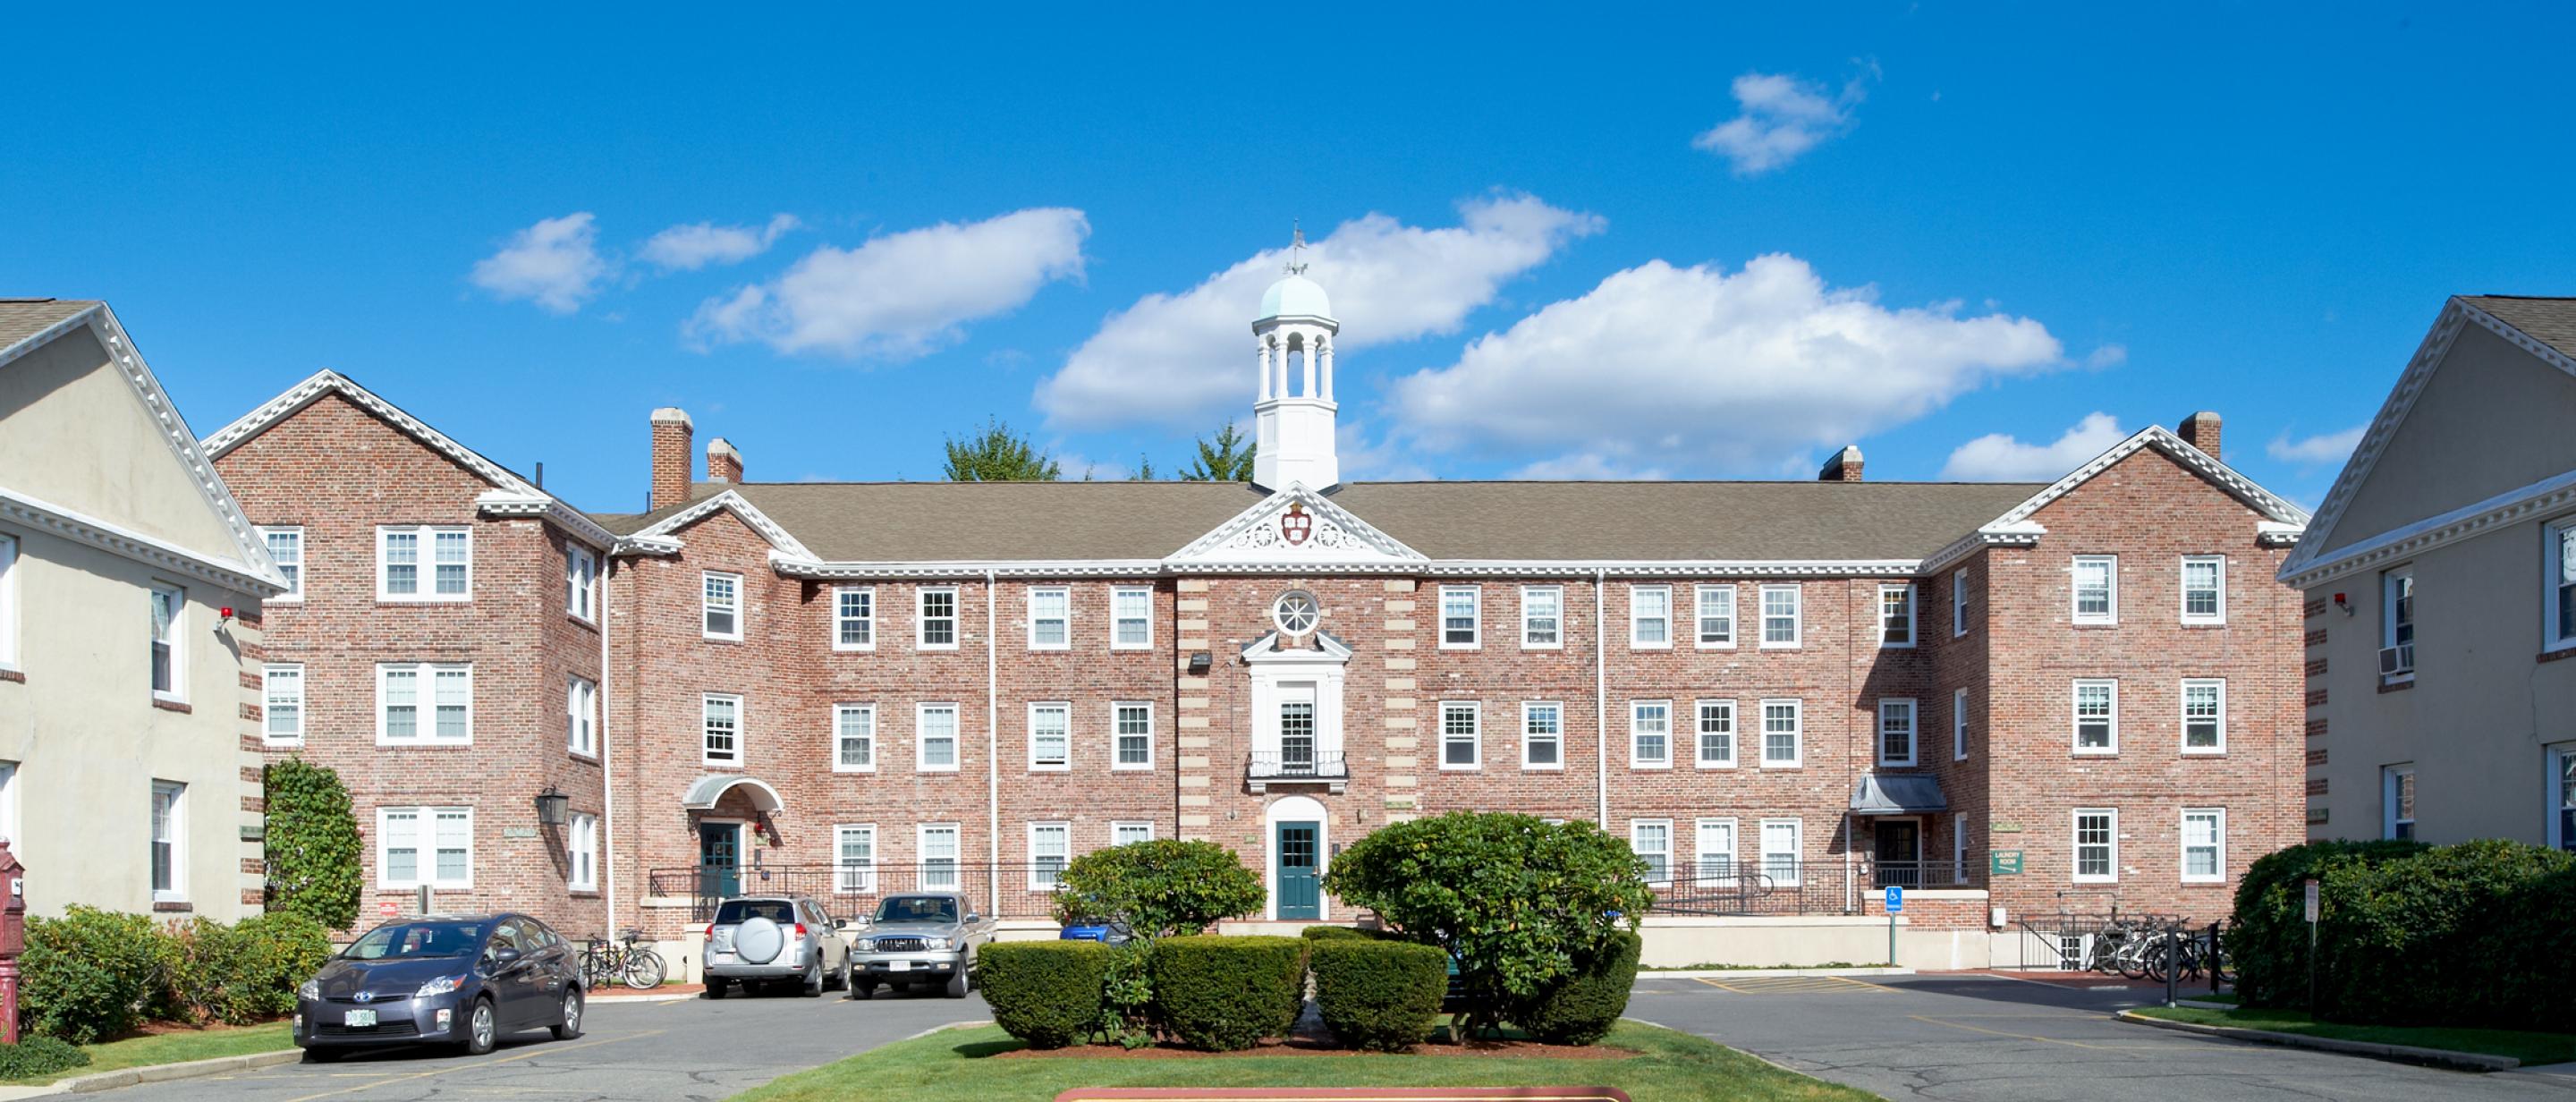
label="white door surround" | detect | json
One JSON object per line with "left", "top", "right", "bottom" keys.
{"left": 1243, "top": 630, "right": 1351, "bottom": 793}
{"left": 1262, "top": 794, "right": 1330, "bottom": 921}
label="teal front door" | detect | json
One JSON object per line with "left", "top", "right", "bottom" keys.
{"left": 1275, "top": 822, "right": 1321, "bottom": 920}
{"left": 699, "top": 822, "right": 741, "bottom": 900}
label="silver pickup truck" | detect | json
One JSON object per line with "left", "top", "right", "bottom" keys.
{"left": 847, "top": 892, "right": 994, "bottom": 999}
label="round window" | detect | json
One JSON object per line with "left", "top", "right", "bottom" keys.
{"left": 1272, "top": 590, "right": 1321, "bottom": 635}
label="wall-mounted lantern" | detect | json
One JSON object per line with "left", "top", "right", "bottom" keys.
{"left": 533, "top": 786, "right": 570, "bottom": 827}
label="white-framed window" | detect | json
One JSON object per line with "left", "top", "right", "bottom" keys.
{"left": 1952, "top": 812, "right": 1970, "bottom": 883}
{"left": 1113, "top": 702, "right": 1154, "bottom": 770}
{"left": 259, "top": 527, "right": 303, "bottom": 603}
{"left": 1694, "top": 584, "right": 1736, "bottom": 648}
{"left": 1630, "top": 700, "right": 1672, "bottom": 768}
{"left": 149, "top": 781, "right": 185, "bottom": 903}
{"left": 1953, "top": 687, "right": 1970, "bottom": 761}
{"left": 1440, "top": 701, "right": 1480, "bottom": 769}
{"left": 1028, "top": 587, "right": 1070, "bottom": 650}
{"left": 2546, "top": 521, "right": 2576, "bottom": 653}
{"left": 919, "top": 823, "right": 961, "bottom": 889}
{"left": 1629, "top": 585, "right": 1671, "bottom": 648}
{"left": 1112, "top": 821, "right": 1155, "bottom": 846}
{"left": 1112, "top": 586, "right": 1153, "bottom": 649}
{"left": 0, "top": 761, "right": 16, "bottom": 848}
{"left": 2072, "top": 555, "right": 2116, "bottom": 624}
{"left": 2181, "top": 808, "right": 2225, "bottom": 884}
{"left": 835, "top": 824, "right": 877, "bottom": 893}
{"left": 1630, "top": 819, "right": 1672, "bottom": 886}
{"left": 566, "top": 545, "right": 597, "bottom": 621}
{"left": 701, "top": 572, "right": 741, "bottom": 640}
{"left": 1879, "top": 584, "right": 1916, "bottom": 648}
{"left": 2382, "top": 764, "right": 2415, "bottom": 840}
{"left": 0, "top": 534, "right": 16, "bottom": 670}
{"left": 1760, "top": 699, "right": 1802, "bottom": 767}
{"left": 263, "top": 664, "right": 304, "bottom": 745}
{"left": 1759, "top": 818, "right": 1803, "bottom": 886}
{"left": 2381, "top": 566, "right": 2415, "bottom": 682}
{"left": 2182, "top": 679, "right": 2225, "bottom": 754}
{"left": 835, "top": 703, "right": 877, "bottom": 772}
{"left": 917, "top": 703, "right": 960, "bottom": 772}
{"left": 1029, "top": 702, "right": 1070, "bottom": 771}
{"left": 2072, "top": 809, "right": 2117, "bottom": 883}
{"left": 701, "top": 692, "right": 742, "bottom": 766}
{"left": 1440, "top": 585, "right": 1480, "bottom": 648}
{"left": 1759, "top": 584, "right": 1801, "bottom": 648}
{"left": 377, "top": 806, "right": 472, "bottom": 889}
{"left": 835, "top": 587, "right": 876, "bottom": 651}
{"left": 1520, "top": 586, "right": 1562, "bottom": 649}
{"left": 1695, "top": 818, "right": 1737, "bottom": 885}
{"left": 1950, "top": 567, "right": 1968, "bottom": 637}
{"left": 2180, "top": 555, "right": 2225, "bottom": 624}
{"left": 918, "top": 587, "right": 959, "bottom": 650}
{"left": 567, "top": 676, "right": 597, "bottom": 757}
{"left": 148, "top": 582, "right": 184, "bottom": 701}
{"left": 1030, "top": 822, "right": 1070, "bottom": 890}
{"left": 378, "top": 525, "right": 470, "bottom": 602}
{"left": 2547, "top": 744, "right": 2576, "bottom": 853}
{"left": 1521, "top": 701, "right": 1563, "bottom": 770}
{"left": 377, "top": 663, "right": 471, "bottom": 745}
{"left": 1694, "top": 699, "right": 1736, "bottom": 769}
{"left": 568, "top": 813, "right": 598, "bottom": 891}
{"left": 2072, "top": 680, "right": 2117, "bottom": 755}
{"left": 1877, "top": 698, "right": 1917, "bottom": 767}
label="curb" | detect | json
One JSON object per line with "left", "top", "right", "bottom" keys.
{"left": 49, "top": 1048, "right": 304, "bottom": 1096}
{"left": 588, "top": 991, "right": 704, "bottom": 1004}
{"left": 902, "top": 1020, "right": 996, "bottom": 1042}
{"left": 2114, "top": 1010, "right": 2520, "bottom": 1072}
{"left": 1640, "top": 967, "right": 1913, "bottom": 979}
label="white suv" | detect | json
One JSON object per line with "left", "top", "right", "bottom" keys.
{"left": 703, "top": 895, "right": 852, "bottom": 998}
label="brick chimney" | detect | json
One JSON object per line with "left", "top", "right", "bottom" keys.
{"left": 2177, "top": 411, "right": 2221, "bottom": 461}
{"left": 707, "top": 437, "right": 743, "bottom": 484}
{"left": 650, "top": 408, "right": 693, "bottom": 510}
{"left": 1818, "top": 445, "right": 1864, "bottom": 482}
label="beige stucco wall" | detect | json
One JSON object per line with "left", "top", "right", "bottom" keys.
{"left": 0, "top": 326, "right": 242, "bottom": 555}
{"left": 2317, "top": 324, "right": 2576, "bottom": 558}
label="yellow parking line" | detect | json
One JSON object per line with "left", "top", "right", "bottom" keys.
{"left": 282, "top": 1029, "right": 666, "bottom": 1102}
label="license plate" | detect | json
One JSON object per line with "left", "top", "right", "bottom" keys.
{"left": 343, "top": 1009, "right": 377, "bottom": 1028}
{"left": 886, "top": 960, "right": 910, "bottom": 971}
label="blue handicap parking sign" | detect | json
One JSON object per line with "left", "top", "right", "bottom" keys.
{"left": 1885, "top": 885, "right": 1904, "bottom": 912}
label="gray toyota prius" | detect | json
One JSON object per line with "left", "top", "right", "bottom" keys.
{"left": 294, "top": 914, "right": 584, "bottom": 1059}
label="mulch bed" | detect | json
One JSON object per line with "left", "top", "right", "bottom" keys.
{"left": 993, "top": 1038, "right": 1637, "bottom": 1061}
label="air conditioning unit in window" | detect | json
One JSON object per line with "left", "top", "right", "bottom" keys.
{"left": 2377, "top": 643, "right": 2414, "bottom": 677}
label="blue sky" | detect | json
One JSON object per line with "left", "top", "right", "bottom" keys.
{"left": 5, "top": 4, "right": 2572, "bottom": 513}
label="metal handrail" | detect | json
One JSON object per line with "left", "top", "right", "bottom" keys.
{"left": 1247, "top": 750, "right": 1349, "bottom": 779}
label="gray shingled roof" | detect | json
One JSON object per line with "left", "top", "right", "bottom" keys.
{"left": 0, "top": 299, "right": 99, "bottom": 352}
{"left": 595, "top": 479, "right": 2042, "bottom": 563}
{"left": 2462, "top": 295, "right": 2576, "bottom": 360}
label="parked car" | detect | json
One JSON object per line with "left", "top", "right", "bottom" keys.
{"left": 848, "top": 891, "right": 994, "bottom": 999}
{"left": 1057, "top": 916, "right": 1134, "bottom": 946}
{"left": 704, "top": 895, "right": 852, "bottom": 998}
{"left": 294, "top": 913, "right": 583, "bottom": 1060}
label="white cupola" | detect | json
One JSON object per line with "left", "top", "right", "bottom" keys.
{"left": 1252, "top": 227, "right": 1340, "bottom": 492}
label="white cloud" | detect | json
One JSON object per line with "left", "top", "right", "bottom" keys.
{"left": 2267, "top": 423, "right": 2367, "bottom": 466}
{"left": 1692, "top": 70, "right": 1871, "bottom": 175}
{"left": 470, "top": 213, "right": 610, "bottom": 314}
{"left": 1389, "top": 253, "right": 2064, "bottom": 474}
{"left": 687, "top": 208, "right": 1089, "bottom": 360}
{"left": 1036, "top": 194, "right": 1603, "bottom": 430}
{"left": 1509, "top": 453, "right": 1671, "bottom": 481}
{"left": 640, "top": 214, "right": 800, "bottom": 271}
{"left": 1940, "top": 412, "right": 2129, "bottom": 480}
{"left": 2086, "top": 344, "right": 2128, "bottom": 369}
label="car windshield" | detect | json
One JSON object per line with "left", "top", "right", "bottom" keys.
{"left": 342, "top": 921, "right": 486, "bottom": 960}
{"left": 874, "top": 896, "right": 958, "bottom": 924}
{"left": 713, "top": 900, "right": 796, "bottom": 925}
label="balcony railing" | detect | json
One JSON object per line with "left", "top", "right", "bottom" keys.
{"left": 1247, "top": 750, "right": 1348, "bottom": 793}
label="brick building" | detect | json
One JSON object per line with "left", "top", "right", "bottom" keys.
{"left": 208, "top": 268, "right": 2308, "bottom": 964}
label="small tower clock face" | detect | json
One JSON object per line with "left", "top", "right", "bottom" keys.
{"left": 1272, "top": 590, "right": 1320, "bottom": 635}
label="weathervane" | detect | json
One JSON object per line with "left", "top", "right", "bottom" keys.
{"left": 1285, "top": 221, "right": 1308, "bottom": 276}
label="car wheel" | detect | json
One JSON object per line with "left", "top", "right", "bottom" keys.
{"left": 801, "top": 962, "right": 824, "bottom": 998}
{"left": 704, "top": 978, "right": 727, "bottom": 999}
{"left": 459, "top": 996, "right": 497, "bottom": 1056}
{"left": 945, "top": 968, "right": 968, "bottom": 999}
{"left": 551, "top": 989, "right": 584, "bottom": 1040}
{"left": 848, "top": 979, "right": 873, "bottom": 1000}
{"left": 832, "top": 958, "right": 851, "bottom": 992}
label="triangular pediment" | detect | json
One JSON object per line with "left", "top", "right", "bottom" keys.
{"left": 618, "top": 488, "right": 817, "bottom": 562}
{"left": 1165, "top": 484, "right": 1426, "bottom": 570}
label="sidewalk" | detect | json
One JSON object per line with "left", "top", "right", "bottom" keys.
{"left": 592, "top": 982, "right": 704, "bottom": 1002}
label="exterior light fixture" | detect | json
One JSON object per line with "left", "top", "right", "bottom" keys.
{"left": 533, "top": 786, "right": 570, "bottom": 827}
{"left": 1188, "top": 653, "right": 1213, "bottom": 674}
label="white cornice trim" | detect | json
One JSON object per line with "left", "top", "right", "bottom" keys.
{"left": 0, "top": 303, "right": 103, "bottom": 369}
{"left": 614, "top": 489, "right": 816, "bottom": 561}
{"left": 1919, "top": 526, "right": 2047, "bottom": 575}
{"left": 1241, "top": 629, "right": 1354, "bottom": 663}
{"left": 750, "top": 556, "right": 1930, "bottom": 581}
{"left": 771, "top": 557, "right": 1165, "bottom": 579}
{"left": 2280, "top": 466, "right": 2576, "bottom": 590}
{"left": 476, "top": 491, "right": 615, "bottom": 548}
{"left": 0, "top": 486, "right": 287, "bottom": 595}
{"left": 1913, "top": 426, "right": 2307, "bottom": 576}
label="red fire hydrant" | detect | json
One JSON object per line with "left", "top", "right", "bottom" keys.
{"left": 0, "top": 840, "right": 23, "bottom": 1044}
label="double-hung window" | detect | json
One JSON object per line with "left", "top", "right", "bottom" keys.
{"left": 1029, "top": 703, "right": 1071, "bottom": 770}
{"left": 1440, "top": 586, "right": 1480, "bottom": 648}
{"left": 2182, "top": 679, "right": 2225, "bottom": 754}
{"left": 2072, "top": 555, "right": 2116, "bottom": 624}
{"left": 2181, "top": 809, "right": 2225, "bottom": 884}
{"left": 2381, "top": 567, "right": 2415, "bottom": 682}
{"left": 2180, "top": 555, "right": 2225, "bottom": 624}
{"left": 263, "top": 664, "right": 304, "bottom": 745}
{"left": 1028, "top": 588, "right": 1070, "bottom": 650}
{"left": 1113, "top": 703, "right": 1154, "bottom": 769}
{"left": 2072, "top": 809, "right": 2117, "bottom": 883}
{"left": 1878, "top": 584, "right": 1916, "bottom": 648}
{"left": 260, "top": 527, "right": 303, "bottom": 602}
{"left": 2072, "top": 680, "right": 2117, "bottom": 755}
{"left": 835, "top": 704, "right": 877, "bottom": 772}
{"left": 2382, "top": 765, "right": 2415, "bottom": 840}
{"left": 568, "top": 813, "right": 598, "bottom": 891}
{"left": 2546, "top": 521, "right": 2576, "bottom": 653}
{"left": 1111, "top": 586, "right": 1152, "bottom": 649}
{"left": 1630, "top": 820, "right": 1672, "bottom": 885}
{"left": 378, "top": 526, "right": 470, "bottom": 601}
{"left": 1030, "top": 822, "right": 1070, "bottom": 890}
{"left": 1440, "top": 702, "right": 1480, "bottom": 769}
{"left": 1950, "top": 567, "right": 1968, "bottom": 637}
{"left": 1759, "top": 818, "right": 1803, "bottom": 886}
{"left": 149, "top": 781, "right": 185, "bottom": 903}
{"left": 1953, "top": 687, "right": 1970, "bottom": 760}
{"left": 1695, "top": 584, "right": 1736, "bottom": 648}
{"left": 835, "top": 588, "right": 876, "bottom": 650}
{"left": 1521, "top": 702, "right": 1562, "bottom": 769}
{"left": 918, "top": 588, "right": 959, "bottom": 649}
{"left": 918, "top": 703, "right": 960, "bottom": 772}
{"left": 149, "top": 583, "right": 184, "bottom": 701}
{"left": 1759, "top": 584, "right": 1801, "bottom": 648}
{"left": 1695, "top": 699, "right": 1736, "bottom": 768}
{"left": 701, "top": 693, "right": 741, "bottom": 765}
{"left": 1112, "top": 821, "right": 1155, "bottom": 846}
{"left": 1877, "top": 698, "right": 1916, "bottom": 767}
{"left": 1695, "top": 818, "right": 1736, "bottom": 885}
{"left": 378, "top": 663, "right": 471, "bottom": 745}
{"left": 0, "top": 534, "right": 16, "bottom": 671}
{"left": 566, "top": 546, "right": 597, "bottom": 621}
{"left": 835, "top": 825, "right": 877, "bottom": 893}
{"left": 701, "top": 572, "right": 741, "bottom": 640}
{"left": 567, "top": 676, "right": 597, "bottom": 757}
{"left": 1760, "top": 699, "right": 1802, "bottom": 767}
{"left": 1520, "top": 586, "right": 1562, "bottom": 648}
{"left": 1630, "top": 700, "right": 1672, "bottom": 768}
{"left": 1630, "top": 585, "right": 1672, "bottom": 648}
{"left": 378, "top": 807, "right": 471, "bottom": 889}
{"left": 918, "top": 824, "right": 961, "bottom": 890}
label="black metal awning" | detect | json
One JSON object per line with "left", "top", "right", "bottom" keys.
{"left": 1850, "top": 774, "right": 1948, "bottom": 815}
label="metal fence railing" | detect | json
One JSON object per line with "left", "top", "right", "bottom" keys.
{"left": 646, "top": 863, "right": 1072, "bottom": 923}
{"left": 1646, "top": 855, "right": 1987, "bottom": 916}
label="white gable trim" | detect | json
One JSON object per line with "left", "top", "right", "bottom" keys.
{"left": 1921, "top": 426, "right": 2307, "bottom": 575}
{"left": 0, "top": 486, "right": 285, "bottom": 595}
{"left": 2278, "top": 298, "right": 2576, "bottom": 584}
{"left": 614, "top": 488, "right": 816, "bottom": 561}
{"left": 1165, "top": 483, "right": 1426, "bottom": 571}
{"left": 1241, "top": 629, "right": 1356, "bottom": 664}
{"left": 2280, "top": 466, "right": 2576, "bottom": 590}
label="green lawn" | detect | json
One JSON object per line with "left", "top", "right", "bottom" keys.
{"left": 733, "top": 1021, "right": 1868, "bottom": 1102}
{"left": 2132, "top": 1006, "right": 2576, "bottom": 1065}
{"left": 3, "top": 1022, "right": 295, "bottom": 1084}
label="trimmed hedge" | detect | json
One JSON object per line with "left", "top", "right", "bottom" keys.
{"left": 1309, "top": 939, "right": 1445, "bottom": 1051}
{"left": 0, "top": 1037, "right": 89, "bottom": 1081}
{"left": 1512, "top": 930, "right": 1640, "bottom": 1045}
{"left": 979, "top": 941, "right": 1114, "bottom": 1049}
{"left": 21, "top": 906, "right": 165, "bottom": 1044}
{"left": 1299, "top": 925, "right": 1396, "bottom": 944}
{"left": 1150, "top": 935, "right": 1305, "bottom": 1051}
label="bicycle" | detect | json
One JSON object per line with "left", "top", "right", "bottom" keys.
{"left": 582, "top": 928, "right": 667, "bottom": 990}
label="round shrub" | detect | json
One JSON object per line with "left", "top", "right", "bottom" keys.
{"left": 979, "top": 941, "right": 1114, "bottom": 1049}
{"left": 231, "top": 912, "right": 333, "bottom": 1021}
{"left": 1309, "top": 939, "right": 1445, "bottom": 1051}
{"left": 1150, "top": 935, "right": 1305, "bottom": 1051}
{"left": 160, "top": 917, "right": 247, "bottom": 1025}
{"left": 2229, "top": 839, "right": 2422, "bottom": 1010}
{"left": 1053, "top": 841, "right": 1264, "bottom": 938}
{"left": 21, "top": 906, "right": 167, "bottom": 1044}
{"left": 0, "top": 1037, "right": 89, "bottom": 1081}
{"left": 1512, "top": 930, "right": 1640, "bottom": 1045}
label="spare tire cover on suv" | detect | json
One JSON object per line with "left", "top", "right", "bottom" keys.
{"left": 733, "top": 916, "right": 785, "bottom": 964}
